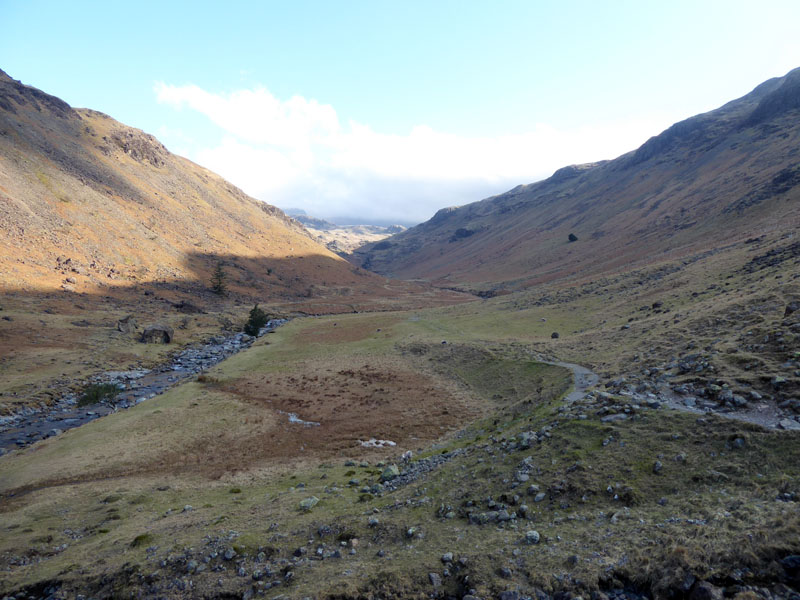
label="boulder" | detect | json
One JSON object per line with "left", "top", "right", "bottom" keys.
{"left": 689, "top": 581, "right": 723, "bottom": 600}
{"left": 299, "top": 496, "right": 319, "bottom": 511}
{"left": 380, "top": 464, "right": 400, "bottom": 482}
{"left": 174, "top": 300, "right": 204, "bottom": 314}
{"left": 141, "top": 324, "right": 174, "bottom": 344}
{"left": 117, "top": 315, "right": 137, "bottom": 334}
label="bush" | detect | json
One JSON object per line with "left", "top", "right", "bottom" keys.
{"left": 568, "top": 233, "right": 579, "bottom": 242}
{"left": 244, "top": 304, "right": 269, "bottom": 336}
{"left": 78, "top": 383, "right": 120, "bottom": 407}
{"left": 210, "top": 261, "right": 227, "bottom": 295}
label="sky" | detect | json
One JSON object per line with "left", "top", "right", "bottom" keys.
{"left": 2, "top": 1, "right": 799, "bottom": 226}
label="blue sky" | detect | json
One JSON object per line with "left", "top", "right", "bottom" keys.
{"left": 2, "top": 0, "right": 799, "bottom": 225}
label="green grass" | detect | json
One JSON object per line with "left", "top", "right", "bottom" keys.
{"left": 1, "top": 277, "right": 799, "bottom": 598}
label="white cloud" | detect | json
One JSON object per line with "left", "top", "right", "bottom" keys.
{"left": 155, "top": 82, "right": 677, "bottom": 224}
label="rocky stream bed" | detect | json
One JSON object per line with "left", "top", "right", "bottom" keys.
{"left": 0, "top": 319, "right": 288, "bottom": 453}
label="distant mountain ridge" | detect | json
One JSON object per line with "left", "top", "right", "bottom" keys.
{"left": 351, "top": 68, "right": 800, "bottom": 292}
{"left": 282, "top": 211, "right": 405, "bottom": 255}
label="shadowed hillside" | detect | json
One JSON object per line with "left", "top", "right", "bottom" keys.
{"left": 351, "top": 68, "right": 800, "bottom": 294}
{"left": 0, "top": 69, "right": 386, "bottom": 299}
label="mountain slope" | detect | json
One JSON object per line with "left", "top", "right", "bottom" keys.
{"left": 351, "top": 68, "right": 800, "bottom": 292}
{"left": 0, "top": 69, "right": 374, "bottom": 299}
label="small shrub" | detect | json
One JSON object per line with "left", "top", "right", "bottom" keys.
{"left": 78, "top": 383, "right": 120, "bottom": 407}
{"left": 568, "top": 233, "right": 579, "bottom": 242}
{"left": 244, "top": 304, "right": 269, "bottom": 336}
{"left": 229, "top": 487, "right": 242, "bottom": 494}
{"left": 210, "top": 261, "right": 227, "bottom": 296}
{"left": 449, "top": 228, "right": 475, "bottom": 242}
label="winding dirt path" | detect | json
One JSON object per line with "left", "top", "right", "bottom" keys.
{"left": 531, "top": 351, "right": 796, "bottom": 431}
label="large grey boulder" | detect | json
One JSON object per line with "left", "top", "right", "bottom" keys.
{"left": 141, "top": 324, "right": 174, "bottom": 343}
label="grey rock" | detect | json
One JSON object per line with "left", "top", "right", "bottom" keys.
{"left": 441, "top": 552, "right": 454, "bottom": 563}
{"left": 779, "top": 418, "right": 800, "bottom": 431}
{"left": 653, "top": 460, "right": 663, "bottom": 474}
{"left": 429, "top": 572, "right": 442, "bottom": 587}
{"left": 117, "top": 315, "right": 138, "bottom": 334}
{"left": 525, "top": 530, "right": 540, "bottom": 544}
{"left": 601, "top": 413, "right": 628, "bottom": 423}
{"left": 299, "top": 496, "right": 319, "bottom": 511}
{"left": 380, "top": 464, "right": 400, "bottom": 481}
{"left": 533, "top": 492, "right": 546, "bottom": 503}
{"left": 689, "top": 581, "right": 723, "bottom": 600}
{"left": 141, "top": 324, "right": 174, "bottom": 344}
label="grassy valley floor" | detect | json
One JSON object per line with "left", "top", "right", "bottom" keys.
{"left": 1, "top": 230, "right": 799, "bottom": 599}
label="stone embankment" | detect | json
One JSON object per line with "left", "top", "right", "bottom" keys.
{"left": 0, "top": 319, "right": 287, "bottom": 452}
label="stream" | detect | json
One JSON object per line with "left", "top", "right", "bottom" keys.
{"left": 0, "top": 319, "right": 287, "bottom": 453}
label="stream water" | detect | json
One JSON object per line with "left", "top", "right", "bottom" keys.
{"left": 0, "top": 319, "right": 287, "bottom": 453}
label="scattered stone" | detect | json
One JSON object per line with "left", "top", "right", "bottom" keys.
{"left": 525, "top": 530, "right": 540, "bottom": 544}
{"left": 653, "top": 460, "right": 663, "bottom": 474}
{"left": 441, "top": 552, "right": 454, "bottom": 563}
{"left": 428, "top": 572, "right": 442, "bottom": 587}
{"left": 299, "top": 496, "right": 319, "bottom": 511}
{"left": 551, "top": 332, "right": 560, "bottom": 339}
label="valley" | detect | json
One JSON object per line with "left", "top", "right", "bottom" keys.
{"left": 0, "top": 67, "right": 799, "bottom": 600}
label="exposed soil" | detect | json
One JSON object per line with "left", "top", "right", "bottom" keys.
{"left": 215, "top": 357, "right": 480, "bottom": 468}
